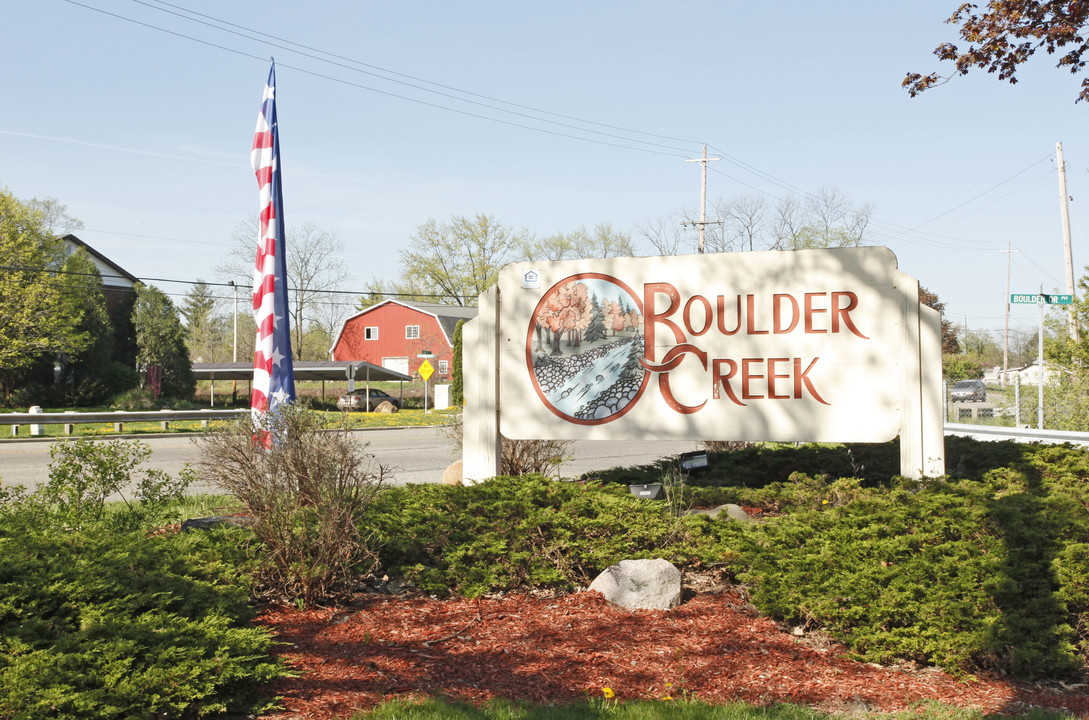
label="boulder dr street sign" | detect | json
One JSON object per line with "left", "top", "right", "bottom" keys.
{"left": 1011, "top": 293, "right": 1073, "bottom": 305}
{"left": 462, "top": 247, "right": 944, "bottom": 481}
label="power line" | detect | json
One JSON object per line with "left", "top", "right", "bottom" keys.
{"left": 62, "top": 0, "right": 701, "bottom": 158}
{"left": 141, "top": 0, "right": 703, "bottom": 147}
{"left": 0, "top": 264, "right": 474, "bottom": 303}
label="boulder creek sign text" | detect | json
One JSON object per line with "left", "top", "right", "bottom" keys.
{"left": 463, "top": 247, "right": 944, "bottom": 481}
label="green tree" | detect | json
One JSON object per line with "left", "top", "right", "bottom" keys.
{"left": 384, "top": 213, "right": 524, "bottom": 306}
{"left": 133, "top": 284, "right": 195, "bottom": 398}
{"left": 356, "top": 279, "right": 435, "bottom": 311}
{"left": 963, "top": 327, "right": 1003, "bottom": 367}
{"left": 0, "top": 187, "right": 88, "bottom": 399}
{"left": 906, "top": 1, "right": 1089, "bottom": 102}
{"left": 54, "top": 248, "right": 119, "bottom": 401}
{"left": 520, "top": 222, "right": 636, "bottom": 261}
{"left": 919, "top": 285, "right": 960, "bottom": 354}
{"left": 451, "top": 319, "right": 464, "bottom": 406}
{"left": 181, "top": 280, "right": 227, "bottom": 362}
{"left": 943, "top": 353, "right": 984, "bottom": 380}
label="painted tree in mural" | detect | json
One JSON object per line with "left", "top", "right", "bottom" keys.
{"left": 622, "top": 338, "right": 644, "bottom": 378}
{"left": 605, "top": 300, "right": 627, "bottom": 336}
{"left": 584, "top": 293, "right": 607, "bottom": 343}
{"left": 536, "top": 281, "right": 592, "bottom": 355}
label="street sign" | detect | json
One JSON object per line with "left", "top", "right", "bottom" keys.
{"left": 417, "top": 351, "right": 434, "bottom": 358}
{"left": 1011, "top": 293, "right": 1074, "bottom": 305}
{"left": 418, "top": 359, "right": 435, "bottom": 382}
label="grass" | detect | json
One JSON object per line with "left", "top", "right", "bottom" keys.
{"left": 354, "top": 698, "right": 1077, "bottom": 719}
{"left": 168, "top": 492, "right": 246, "bottom": 520}
{"left": 0, "top": 379, "right": 457, "bottom": 438}
{"left": 0, "top": 407, "right": 458, "bottom": 439}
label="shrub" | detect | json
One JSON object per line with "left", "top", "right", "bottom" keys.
{"left": 721, "top": 443, "right": 1089, "bottom": 678}
{"left": 37, "top": 437, "right": 192, "bottom": 532}
{"left": 442, "top": 413, "right": 572, "bottom": 477}
{"left": 366, "top": 475, "right": 731, "bottom": 598}
{"left": 108, "top": 387, "right": 157, "bottom": 410}
{"left": 196, "top": 405, "right": 388, "bottom": 603}
{"left": 501, "top": 437, "right": 572, "bottom": 477}
{"left": 0, "top": 511, "right": 282, "bottom": 720}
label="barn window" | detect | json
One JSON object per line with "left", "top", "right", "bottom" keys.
{"left": 406, "top": 325, "right": 420, "bottom": 339}
{"left": 365, "top": 327, "right": 379, "bottom": 340}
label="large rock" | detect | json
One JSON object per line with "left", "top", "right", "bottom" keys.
{"left": 375, "top": 400, "right": 399, "bottom": 413}
{"left": 685, "top": 503, "right": 754, "bottom": 523}
{"left": 588, "top": 558, "right": 682, "bottom": 610}
{"left": 441, "top": 460, "right": 463, "bottom": 485}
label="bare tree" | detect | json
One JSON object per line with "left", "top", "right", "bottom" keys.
{"left": 717, "top": 194, "right": 768, "bottom": 252}
{"left": 770, "top": 188, "right": 871, "bottom": 250}
{"left": 26, "top": 196, "right": 84, "bottom": 237}
{"left": 218, "top": 218, "right": 350, "bottom": 360}
{"left": 636, "top": 212, "right": 692, "bottom": 256}
{"left": 642, "top": 186, "right": 872, "bottom": 255}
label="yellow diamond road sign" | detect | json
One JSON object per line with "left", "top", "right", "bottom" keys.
{"left": 419, "top": 359, "right": 434, "bottom": 382}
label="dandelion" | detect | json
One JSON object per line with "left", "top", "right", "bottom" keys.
{"left": 602, "top": 687, "right": 615, "bottom": 699}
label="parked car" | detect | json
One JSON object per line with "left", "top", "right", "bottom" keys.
{"left": 336, "top": 388, "right": 402, "bottom": 411}
{"left": 950, "top": 379, "right": 986, "bottom": 403}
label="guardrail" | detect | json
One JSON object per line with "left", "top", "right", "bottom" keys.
{"left": 3, "top": 410, "right": 1088, "bottom": 447}
{"left": 944, "top": 423, "right": 1089, "bottom": 447}
{"left": 3, "top": 409, "right": 249, "bottom": 437}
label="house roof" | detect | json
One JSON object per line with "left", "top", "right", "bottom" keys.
{"left": 330, "top": 299, "right": 477, "bottom": 354}
{"left": 62, "top": 234, "right": 140, "bottom": 288}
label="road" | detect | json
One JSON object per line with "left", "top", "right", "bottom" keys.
{"left": 0, "top": 427, "right": 701, "bottom": 493}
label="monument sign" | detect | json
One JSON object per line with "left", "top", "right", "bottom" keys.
{"left": 463, "top": 247, "right": 944, "bottom": 481}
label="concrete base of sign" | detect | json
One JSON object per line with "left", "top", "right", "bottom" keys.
{"left": 462, "top": 286, "right": 501, "bottom": 483}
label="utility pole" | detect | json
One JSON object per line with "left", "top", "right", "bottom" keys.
{"left": 1057, "top": 141, "right": 1078, "bottom": 340}
{"left": 683, "top": 146, "right": 722, "bottom": 253}
{"left": 1000, "top": 244, "right": 1019, "bottom": 387}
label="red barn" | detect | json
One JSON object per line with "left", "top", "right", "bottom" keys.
{"left": 330, "top": 301, "right": 477, "bottom": 381}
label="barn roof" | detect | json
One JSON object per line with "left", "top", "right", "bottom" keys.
{"left": 330, "top": 299, "right": 477, "bottom": 354}
{"left": 400, "top": 301, "right": 477, "bottom": 340}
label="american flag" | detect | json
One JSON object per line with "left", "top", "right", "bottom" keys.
{"left": 250, "top": 60, "right": 296, "bottom": 423}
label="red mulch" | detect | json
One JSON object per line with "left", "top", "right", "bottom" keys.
{"left": 254, "top": 585, "right": 1089, "bottom": 719}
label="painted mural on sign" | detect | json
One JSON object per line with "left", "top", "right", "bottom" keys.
{"left": 527, "top": 274, "right": 649, "bottom": 424}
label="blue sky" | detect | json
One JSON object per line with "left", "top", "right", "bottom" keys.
{"left": 4, "top": 1, "right": 1088, "bottom": 346}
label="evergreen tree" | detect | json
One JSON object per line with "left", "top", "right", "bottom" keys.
{"left": 584, "top": 293, "right": 607, "bottom": 344}
{"left": 622, "top": 337, "right": 644, "bottom": 379}
{"left": 181, "top": 280, "right": 226, "bottom": 361}
{"left": 451, "top": 320, "right": 464, "bottom": 406}
{"left": 133, "top": 284, "right": 195, "bottom": 399}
